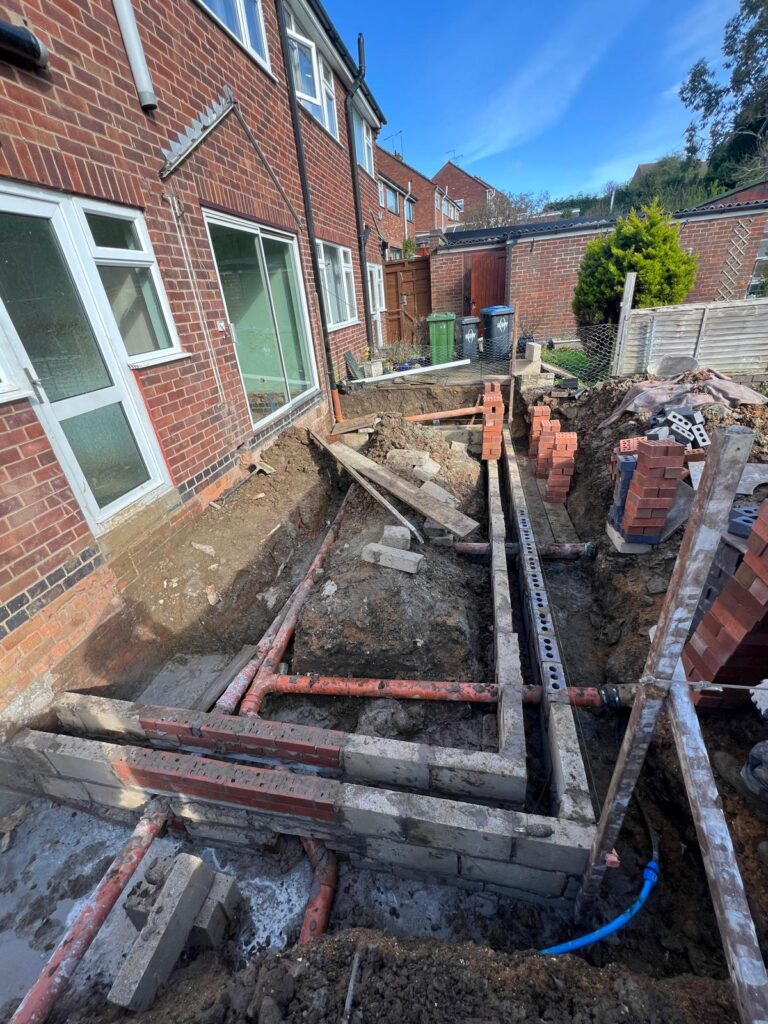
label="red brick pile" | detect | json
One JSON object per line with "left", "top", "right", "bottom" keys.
{"left": 620, "top": 439, "right": 686, "bottom": 543}
{"left": 609, "top": 436, "right": 643, "bottom": 482}
{"left": 527, "top": 405, "right": 577, "bottom": 503}
{"left": 545, "top": 432, "right": 578, "bottom": 504}
{"left": 482, "top": 382, "right": 504, "bottom": 461}
{"left": 683, "top": 499, "right": 768, "bottom": 707}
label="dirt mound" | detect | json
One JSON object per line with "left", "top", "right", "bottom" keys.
{"left": 365, "top": 413, "right": 484, "bottom": 518}
{"left": 73, "top": 930, "right": 734, "bottom": 1024}
{"left": 291, "top": 490, "right": 489, "bottom": 686}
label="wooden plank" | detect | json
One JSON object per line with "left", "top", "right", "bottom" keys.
{"left": 310, "top": 432, "right": 425, "bottom": 544}
{"left": 331, "top": 414, "right": 381, "bottom": 435}
{"left": 577, "top": 425, "right": 756, "bottom": 919}
{"left": 534, "top": 477, "right": 580, "bottom": 545}
{"left": 321, "top": 441, "right": 480, "bottom": 538}
{"left": 192, "top": 645, "right": 258, "bottom": 712}
{"left": 669, "top": 682, "right": 768, "bottom": 1024}
{"left": 514, "top": 447, "right": 556, "bottom": 547}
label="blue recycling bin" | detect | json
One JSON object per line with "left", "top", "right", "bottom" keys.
{"left": 481, "top": 305, "right": 515, "bottom": 361}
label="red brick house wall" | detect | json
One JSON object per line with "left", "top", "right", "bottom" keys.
{"left": 433, "top": 161, "right": 490, "bottom": 211}
{"left": 430, "top": 207, "right": 768, "bottom": 337}
{"left": 0, "top": 0, "right": 386, "bottom": 704}
{"left": 376, "top": 147, "right": 438, "bottom": 235}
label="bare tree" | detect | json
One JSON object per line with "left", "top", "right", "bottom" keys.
{"left": 460, "top": 190, "right": 549, "bottom": 230}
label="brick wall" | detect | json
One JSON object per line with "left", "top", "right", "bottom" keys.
{"left": 0, "top": 0, "right": 380, "bottom": 698}
{"left": 431, "top": 251, "right": 465, "bottom": 314}
{"left": 433, "top": 162, "right": 489, "bottom": 212}
{"left": 376, "top": 147, "right": 438, "bottom": 235}
{"left": 431, "top": 208, "right": 768, "bottom": 337}
{"left": 378, "top": 194, "right": 407, "bottom": 255}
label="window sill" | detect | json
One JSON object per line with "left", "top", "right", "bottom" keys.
{"left": 128, "top": 350, "right": 194, "bottom": 370}
{"left": 327, "top": 320, "right": 360, "bottom": 333}
{"left": 0, "top": 387, "right": 33, "bottom": 406}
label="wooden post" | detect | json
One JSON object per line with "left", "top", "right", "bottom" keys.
{"left": 669, "top": 682, "right": 768, "bottom": 1024}
{"left": 576, "top": 425, "right": 755, "bottom": 918}
{"left": 610, "top": 271, "right": 636, "bottom": 376}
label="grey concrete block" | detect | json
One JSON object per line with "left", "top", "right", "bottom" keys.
{"left": 53, "top": 694, "right": 145, "bottom": 741}
{"left": 362, "top": 543, "right": 423, "bottom": 573}
{"left": 460, "top": 855, "right": 565, "bottom": 896}
{"left": 190, "top": 875, "right": 240, "bottom": 947}
{"left": 367, "top": 838, "right": 458, "bottom": 876}
{"left": 423, "top": 518, "right": 450, "bottom": 537}
{"left": 427, "top": 748, "right": 526, "bottom": 805}
{"left": 341, "top": 735, "right": 430, "bottom": 790}
{"left": 380, "top": 525, "right": 411, "bottom": 550}
{"left": 385, "top": 448, "right": 431, "bottom": 468}
{"left": 485, "top": 883, "right": 569, "bottom": 910}
{"left": 108, "top": 853, "right": 214, "bottom": 1012}
{"left": 514, "top": 830, "right": 592, "bottom": 875}
{"left": 338, "top": 786, "right": 406, "bottom": 840}
{"left": 40, "top": 776, "right": 91, "bottom": 804}
{"left": 412, "top": 458, "right": 441, "bottom": 481}
{"left": 431, "top": 534, "right": 456, "bottom": 548}
{"left": 85, "top": 782, "right": 149, "bottom": 811}
{"left": 546, "top": 704, "right": 595, "bottom": 824}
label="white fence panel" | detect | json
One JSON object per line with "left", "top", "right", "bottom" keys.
{"left": 616, "top": 298, "right": 768, "bottom": 376}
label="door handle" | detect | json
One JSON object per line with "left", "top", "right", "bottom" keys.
{"left": 23, "top": 367, "right": 45, "bottom": 403}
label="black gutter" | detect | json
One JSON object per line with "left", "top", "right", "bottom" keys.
{"left": 344, "top": 33, "right": 374, "bottom": 355}
{"left": 275, "top": 0, "right": 341, "bottom": 416}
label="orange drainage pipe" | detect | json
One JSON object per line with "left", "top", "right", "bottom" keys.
{"left": 10, "top": 798, "right": 169, "bottom": 1024}
{"left": 298, "top": 837, "right": 338, "bottom": 943}
{"left": 241, "top": 673, "right": 497, "bottom": 716}
{"left": 405, "top": 406, "right": 485, "bottom": 423}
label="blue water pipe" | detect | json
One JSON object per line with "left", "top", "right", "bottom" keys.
{"left": 539, "top": 859, "right": 660, "bottom": 956}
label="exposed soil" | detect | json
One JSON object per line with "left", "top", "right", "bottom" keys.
{"left": 58, "top": 931, "right": 736, "bottom": 1024}
{"left": 340, "top": 383, "right": 505, "bottom": 420}
{"left": 60, "top": 429, "right": 342, "bottom": 700}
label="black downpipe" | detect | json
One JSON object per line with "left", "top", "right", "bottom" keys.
{"left": 0, "top": 21, "right": 48, "bottom": 69}
{"left": 344, "top": 35, "right": 375, "bottom": 355}
{"left": 275, "top": 0, "right": 341, "bottom": 416}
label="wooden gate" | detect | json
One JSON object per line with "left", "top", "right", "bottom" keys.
{"left": 468, "top": 249, "right": 506, "bottom": 316}
{"left": 384, "top": 256, "right": 431, "bottom": 343}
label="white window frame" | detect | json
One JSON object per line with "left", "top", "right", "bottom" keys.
{"left": 435, "top": 190, "right": 441, "bottom": 210}
{"left": 0, "top": 180, "right": 173, "bottom": 530}
{"left": 405, "top": 198, "right": 414, "bottom": 223}
{"left": 204, "top": 209, "right": 320, "bottom": 432}
{"left": 353, "top": 110, "right": 375, "bottom": 177}
{"left": 194, "top": 0, "right": 270, "bottom": 73}
{"left": 73, "top": 201, "right": 185, "bottom": 369}
{"left": 285, "top": 11, "right": 322, "bottom": 106}
{"left": 316, "top": 241, "right": 358, "bottom": 330}
{"left": 385, "top": 185, "right": 399, "bottom": 216}
{"left": 378, "top": 180, "right": 385, "bottom": 207}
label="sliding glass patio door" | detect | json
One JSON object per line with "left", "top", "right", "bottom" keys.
{"left": 206, "top": 214, "right": 317, "bottom": 426}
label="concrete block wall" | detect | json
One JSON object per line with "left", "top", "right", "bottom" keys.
{"left": 2, "top": 727, "right": 595, "bottom": 908}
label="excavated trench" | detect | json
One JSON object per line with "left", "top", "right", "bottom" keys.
{"left": 4, "top": 383, "right": 766, "bottom": 1023}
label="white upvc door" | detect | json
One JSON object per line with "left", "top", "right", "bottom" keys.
{"left": 367, "top": 263, "right": 385, "bottom": 349}
{"left": 0, "top": 189, "right": 170, "bottom": 530}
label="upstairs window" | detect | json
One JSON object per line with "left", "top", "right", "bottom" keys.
{"left": 197, "top": 0, "right": 268, "bottom": 65}
{"left": 406, "top": 198, "right": 414, "bottom": 223}
{"left": 285, "top": 8, "right": 338, "bottom": 138}
{"left": 385, "top": 186, "right": 399, "bottom": 215}
{"left": 353, "top": 110, "right": 374, "bottom": 176}
{"left": 434, "top": 190, "right": 440, "bottom": 210}
{"left": 378, "top": 180, "right": 385, "bottom": 207}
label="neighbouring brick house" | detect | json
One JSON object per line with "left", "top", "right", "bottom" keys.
{"left": 375, "top": 168, "right": 414, "bottom": 261}
{"left": 0, "top": 0, "right": 385, "bottom": 708}
{"left": 376, "top": 147, "right": 461, "bottom": 244}
{"left": 433, "top": 160, "right": 498, "bottom": 223}
{"left": 430, "top": 187, "right": 768, "bottom": 336}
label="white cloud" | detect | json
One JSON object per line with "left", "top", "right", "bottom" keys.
{"left": 459, "top": 0, "right": 642, "bottom": 164}
{"left": 663, "top": 0, "right": 737, "bottom": 63}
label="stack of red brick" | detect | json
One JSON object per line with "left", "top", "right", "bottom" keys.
{"left": 683, "top": 499, "right": 768, "bottom": 707}
{"left": 482, "top": 382, "right": 504, "bottom": 461}
{"left": 545, "top": 432, "right": 577, "bottom": 504}
{"left": 620, "top": 438, "right": 686, "bottom": 544}
{"left": 528, "top": 405, "right": 577, "bottom": 504}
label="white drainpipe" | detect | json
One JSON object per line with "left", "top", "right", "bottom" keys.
{"left": 112, "top": 0, "right": 157, "bottom": 111}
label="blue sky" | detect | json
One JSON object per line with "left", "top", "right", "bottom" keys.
{"left": 329, "top": 0, "right": 738, "bottom": 200}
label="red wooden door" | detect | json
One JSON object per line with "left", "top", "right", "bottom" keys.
{"left": 469, "top": 250, "right": 506, "bottom": 317}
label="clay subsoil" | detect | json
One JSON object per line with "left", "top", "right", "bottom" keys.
{"left": 8, "top": 384, "right": 767, "bottom": 1023}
